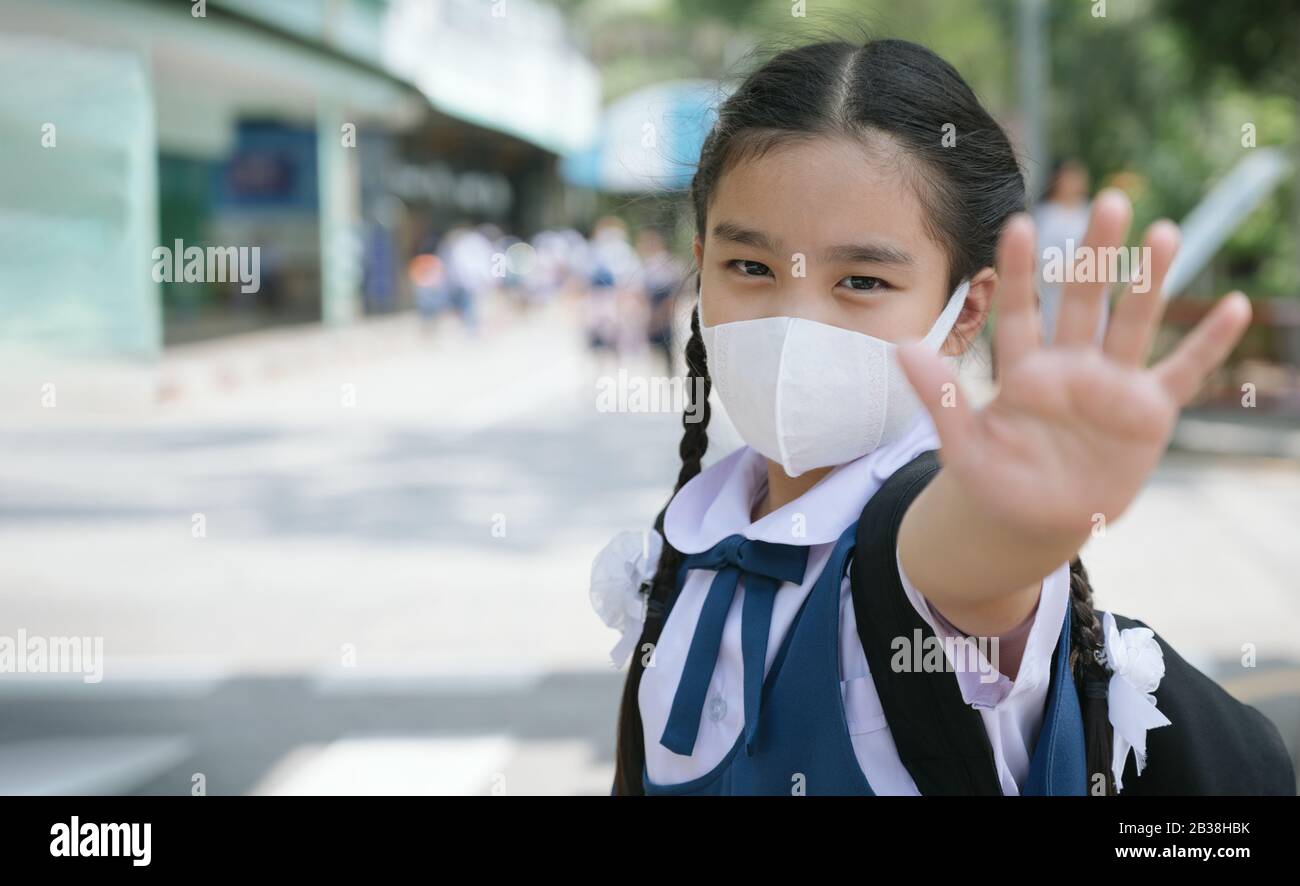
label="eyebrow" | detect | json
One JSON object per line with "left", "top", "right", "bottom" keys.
{"left": 823, "top": 242, "right": 914, "bottom": 267}
{"left": 711, "top": 221, "right": 783, "bottom": 254}
{"left": 711, "top": 221, "right": 914, "bottom": 267}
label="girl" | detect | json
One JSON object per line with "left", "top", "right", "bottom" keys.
{"left": 590, "top": 37, "right": 1294, "bottom": 796}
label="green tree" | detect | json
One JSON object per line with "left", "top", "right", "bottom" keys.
{"left": 1164, "top": 0, "right": 1300, "bottom": 297}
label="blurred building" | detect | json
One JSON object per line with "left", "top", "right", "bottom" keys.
{"left": 0, "top": 0, "right": 599, "bottom": 356}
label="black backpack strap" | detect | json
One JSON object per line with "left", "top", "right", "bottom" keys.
{"left": 850, "top": 449, "right": 1003, "bottom": 795}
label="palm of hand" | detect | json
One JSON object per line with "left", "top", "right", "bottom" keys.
{"left": 899, "top": 190, "right": 1251, "bottom": 541}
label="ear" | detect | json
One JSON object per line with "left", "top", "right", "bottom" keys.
{"left": 692, "top": 234, "right": 706, "bottom": 315}
{"left": 941, "top": 267, "right": 997, "bottom": 357}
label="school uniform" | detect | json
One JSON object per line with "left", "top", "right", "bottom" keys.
{"left": 595, "top": 413, "right": 1296, "bottom": 796}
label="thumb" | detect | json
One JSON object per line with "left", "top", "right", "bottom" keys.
{"left": 895, "top": 341, "right": 976, "bottom": 449}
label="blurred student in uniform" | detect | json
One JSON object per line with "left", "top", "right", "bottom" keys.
{"left": 635, "top": 227, "right": 686, "bottom": 374}
{"left": 584, "top": 216, "right": 643, "bottom": 369}
{"left": 1034, "top": 159, "right": 1103, "bottom": 345}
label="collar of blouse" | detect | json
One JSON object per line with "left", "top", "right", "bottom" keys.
{"left": 664, "top": 412, "right": 941, "bottom": 553}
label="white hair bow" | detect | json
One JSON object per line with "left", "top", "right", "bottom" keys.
{"left": 589, "top": 529, "right": 664, "bottom": 669}
{"left": 1101, "top": 611, "right": 1173, "bottom": 791}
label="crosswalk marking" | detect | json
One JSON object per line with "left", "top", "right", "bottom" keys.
{"left": 248, "top": 735, "right": 516, "bottom": 796}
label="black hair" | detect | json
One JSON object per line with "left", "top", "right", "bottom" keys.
{"left": 612, "top": 36, "right": 1115, "bottom": 796}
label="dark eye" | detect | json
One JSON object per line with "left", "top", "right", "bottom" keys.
{"left": 728, "top": 259, "right": 773, "bottom": 278}
{"left": 839, "top": 275, "right": 887, "bottom": 292}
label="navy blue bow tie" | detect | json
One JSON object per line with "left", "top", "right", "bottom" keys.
{"left": 659, "top": 534, "right": 810, "bottom": 758}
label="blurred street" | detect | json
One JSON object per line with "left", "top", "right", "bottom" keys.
{"left": 1, "top": 299, "right": 1298, "bottom": 794}
{"left": 0, "top": 296, "right": 677, "bottom": 795}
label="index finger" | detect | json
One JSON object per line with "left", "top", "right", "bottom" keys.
{"left": 993, "top": 213, "right": 1040, "bottom": 374}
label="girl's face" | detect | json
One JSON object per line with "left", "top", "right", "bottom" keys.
{"left": 694, "top": 135, "right": 992, "bottom": 356}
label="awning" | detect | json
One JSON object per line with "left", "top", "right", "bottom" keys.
{"left": 560, "top": 80, "right": 729, "bottom": 193}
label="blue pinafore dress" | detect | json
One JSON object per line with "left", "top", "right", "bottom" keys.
{"left": 641, "top": 519, "right": 1088, "bottom": 796}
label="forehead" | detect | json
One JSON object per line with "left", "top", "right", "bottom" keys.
{"left": 706, "top": 135, "right": 936, "bottom": 258}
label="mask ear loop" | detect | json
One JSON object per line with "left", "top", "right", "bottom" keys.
{"left": 920, "top": 279, "right": 972, "bottom": 351}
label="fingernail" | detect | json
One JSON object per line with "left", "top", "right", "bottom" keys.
{"left": 1097, "top": 188, "right": 1130, "bottom": 209}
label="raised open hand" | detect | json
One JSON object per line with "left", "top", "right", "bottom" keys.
{"left": 897, "top": 189, "right": 1252, "bottom": 542}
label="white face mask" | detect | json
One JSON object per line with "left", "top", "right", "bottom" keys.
{"left": 699, "top": 280, "right": 970, "bottom": 477}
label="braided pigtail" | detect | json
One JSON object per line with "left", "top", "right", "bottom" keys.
{"left": 1066, "top": 555, "right": 1118, "bottom": 795}
{"left": 611, "top": 291, "right": 712, "bottom": 795}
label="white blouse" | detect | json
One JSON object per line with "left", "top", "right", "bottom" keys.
{"left": 637, "top": 423, "right": 1073, "bottom": 794}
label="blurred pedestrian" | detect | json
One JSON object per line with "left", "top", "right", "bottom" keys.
{"left": 409, "top": 250, "right": 445, "bottom": 332}
{"left": 584, "top": 216, "right": 641, "bottom": 368}
{"left": 528, "top": 228, "right": 568, "bottom": 308}
{"left": 635, "top": 227, "right": 685, "bottom": 374}
{"left": 439, "top": 224, "right": 494, "bottom": 335}
{"left": 1034, "top": 159, "right": 1103, "bottom": 345}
